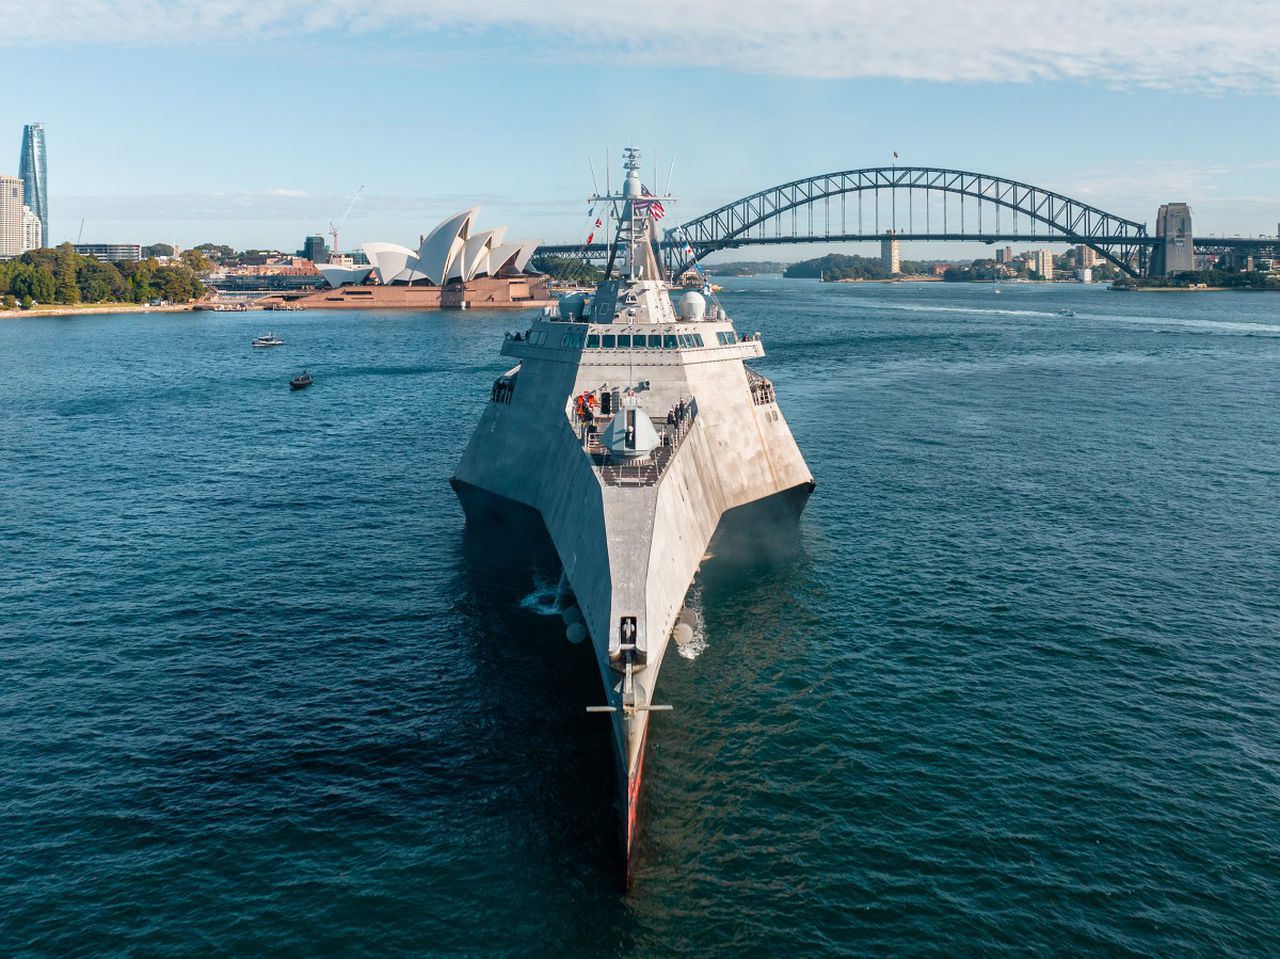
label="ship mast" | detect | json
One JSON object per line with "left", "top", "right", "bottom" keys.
{"left": 594, "top": 148, "right": 673, "bottom": 282}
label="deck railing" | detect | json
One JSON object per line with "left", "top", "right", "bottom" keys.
{"left": 744, "top": 365, "right": 776, "bottom": 406}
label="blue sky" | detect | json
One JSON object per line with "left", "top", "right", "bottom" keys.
{"left": 4, "top": 1, "right": 1278, "bottom": 260}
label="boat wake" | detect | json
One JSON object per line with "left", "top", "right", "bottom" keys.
{"left": 675, "top": 623, "right": 707, "bottom": 661}
{"left": 518, "top": 573, "right": 570, "bottom": 616}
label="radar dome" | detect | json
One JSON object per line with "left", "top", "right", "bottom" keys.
{"left": 559, "top": 292, "right": 588, "bottom": 322}
{"left": 678, "top": 291, "right": 707, "bottom": 322}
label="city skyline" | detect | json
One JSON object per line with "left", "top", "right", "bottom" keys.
{"left": 2, "top": 1, "right": 1278, "bottom": 256}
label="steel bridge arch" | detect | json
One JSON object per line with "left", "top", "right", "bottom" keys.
{"left": 666, "top": 166, "right": 1151, "bottom": 277}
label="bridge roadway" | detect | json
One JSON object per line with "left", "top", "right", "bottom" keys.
{"left": 538, "top": 234, "right": 1280, "bottom": 263}
{"left": 539, "top": 234, "right": 1152, "bottom": 257}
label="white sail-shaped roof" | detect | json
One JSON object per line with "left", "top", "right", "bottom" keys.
{"left": 512, "top": 240, "right": 540, "bottom": 273}
{"left": 487, "top": 241, "right": 521, "bottom": 276}
{"left": 317, "top": 264, "right": 374, "bottom": 288}
{"left": 362, "top": 242, "right": 417, "bottom": 284}
{"left": 417, "top": 208, "right": 477, "bottom": 285}
{"left": 450, "top": 227, "right": 507, "bottom": 281}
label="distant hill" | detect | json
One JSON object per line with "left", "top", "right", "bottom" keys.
{"left": 702, "top": 261, "right": 789, "bottom": 276}
{"left": 784, "top": 253, "right": 937, "bottom": 280}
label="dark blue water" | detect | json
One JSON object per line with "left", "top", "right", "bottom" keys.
{"left": 3, "top": 281, "right": 1278, "bottom": 956}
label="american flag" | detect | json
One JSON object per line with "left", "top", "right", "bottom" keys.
{"left": 637, "top": 185, "right": 666, "bottom": 220}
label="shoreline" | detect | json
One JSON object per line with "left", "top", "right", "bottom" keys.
{"left": 0, "top": 303, "right": 196, "bottom": 320}
{"left": 1108, "top": 286, "right": 1278, "bottom": 293}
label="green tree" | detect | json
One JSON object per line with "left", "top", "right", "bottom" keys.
{"left": 9, "top": 263, "right": 57, "bottom": 302}
{"left": 77, "top": 258, "right": 127, "bottom": 302}
{"left": 54, "top": 248, "right": 81, "bottom": 304}
{"left": 143, "top": 243, "right": 175, "bottom": 258}
{"left": 529, "top": 255, "right": 603, "bottom": 283}
{"left": 180, "top": 248, "right": 212, "bottom": 272}
{"left": 195, "top": 243, "right": 234, "bottom": 261}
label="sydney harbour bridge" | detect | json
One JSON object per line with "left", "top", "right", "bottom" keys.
{"left": 537, "top": 166, "right": 1279, "bottom": 278}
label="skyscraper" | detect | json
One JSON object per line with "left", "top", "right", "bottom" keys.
{"left": 19, "top": 123, "right": 47, "bottom": 249}
{"left": 301, "top": 234, "right": 329, "bottom": 264}
{"left": 22, "top": 206, "right": 41, "bottom": 252}
{"left": 1033, "top": 249, "right": 1054, "bottom": 280}
{"left": 0, "top": 174, "right": 25, "bottom": 258}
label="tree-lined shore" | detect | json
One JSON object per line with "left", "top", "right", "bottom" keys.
{"left": 0, "top": 244, "right": 205, "bottom": 312}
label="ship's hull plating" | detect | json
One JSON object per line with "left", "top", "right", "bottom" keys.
{"left": 452, "top": 319, "right": 813, "bottom": 883}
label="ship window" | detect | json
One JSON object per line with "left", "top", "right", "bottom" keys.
{"left": 634, "top": 337, "right": 648, "bottom": 350}
{"left": 561, "top": 333, "right": 573, "bottom": 347}
{"left": 647, "top": 334, "right": 662, "bottom": 348}
{"left": 586, "top": 334, "right": 600, "bottom": 348}
{"left": 616, "top": 334, "right": 631, "bottom": 348}
{"left": 693, "top": 333, "right": 705, "bottom": 347}
{"left": 663, "top": 335, "right": 678, "bottom": 349}
{"left": 602, "top": 334, "right": 616, "bottom": 348}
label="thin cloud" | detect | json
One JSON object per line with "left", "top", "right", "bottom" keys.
{"left": 55, "top": 189, "right": 577, "bottom": 221}
{"left": 7, "top": 0, "right": 1280, "bottom": 94}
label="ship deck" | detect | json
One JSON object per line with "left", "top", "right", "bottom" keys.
{"left": 575, "top": 405, "right": 698, "bottom": 488}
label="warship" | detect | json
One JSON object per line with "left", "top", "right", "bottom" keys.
{"left": 451, "top": 149, "right": 814, "bottom": 881}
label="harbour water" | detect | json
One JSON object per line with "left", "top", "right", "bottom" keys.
{"left": 2, "top": 280, "right": 1278, "bottom": 956}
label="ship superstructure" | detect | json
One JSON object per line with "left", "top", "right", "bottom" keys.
{"left": 451, "top": 149, "right": 814, "bottom": 880}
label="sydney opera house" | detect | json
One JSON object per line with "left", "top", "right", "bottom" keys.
{"left": 262, "top": 208, "right": 550, "bottom": 310}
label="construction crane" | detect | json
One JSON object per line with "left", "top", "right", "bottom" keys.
{"left": 329, "top": 185, "right": 364, "bottom": 257}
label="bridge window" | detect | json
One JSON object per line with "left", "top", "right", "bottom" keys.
{"left": 616, "top": 334, "right": 631, "bottom": 348}
{"left": 586, "top": 334, "right": 600, "bottom": 349}
{"left": 602, "top": 334, "right": 616, "bottom": 348}
{"left": 663, "top": 334, "right": 678, "bottom": 349}
{"left": 693, "top": 333, "right": 705, "bottom": 347}
{"left": 647, "top": 334, "right": 662, "bottom": 348}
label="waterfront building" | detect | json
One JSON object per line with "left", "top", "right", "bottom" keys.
{"left": 266, "top": 207, "right": 547, "bottom": 310}
{"left": 301, "top": 235, "right": 329, "bottom": 264}
{"left": 1077, "top": 268, "right": 1093, "bottom": 283}
{"left": 73, "top": 243, "right": 143, "bottom": 262}
{"left": 995, "top": 246, "right": 1012, "bottom": 264}
{"left": 19, "top": 123, "right": 47, "bottom": 249}
{"left": 1033, "top": 249, "right": 1054, "bottom": 280}
{"left": 0, "top": 174, "right": 25, "bottom": 258}
{"left": 1077, "top": 244, "right": 1097, "bottom": 268}
{"left": 1153, "top": 203, "right": 1193, "bottom": 275}
{"left": 880, "top": 230, "right": 900, "bottom": 275}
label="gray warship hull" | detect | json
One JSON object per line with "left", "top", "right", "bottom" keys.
{"left": 452, "top": 317, "right": 813, "bottom": 876}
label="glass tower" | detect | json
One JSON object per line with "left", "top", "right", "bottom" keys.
{"left": 19, "top": 123, "right": 47, "bottom": 249}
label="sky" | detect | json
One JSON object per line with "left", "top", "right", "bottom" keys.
{"left": 3, "top": 0, "right": 1279, "bottom": 262}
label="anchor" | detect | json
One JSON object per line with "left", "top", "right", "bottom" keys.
{"left": 586, "top": 645, "right": 671, "bottom": 714}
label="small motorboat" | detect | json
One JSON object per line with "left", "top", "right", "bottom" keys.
{"left": 290, "top": 371, "right": 314, "bottom": 390}
{"left": 1056, "top": 309, "right": 1076, "bottom": 317}
{"left": 252, "top": 333, "right": 284, "bottom": 347}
